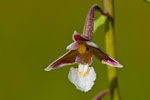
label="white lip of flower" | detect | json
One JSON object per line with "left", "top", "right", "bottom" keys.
{"left": 68, "top": 64, "right": 96, "bottom": 92}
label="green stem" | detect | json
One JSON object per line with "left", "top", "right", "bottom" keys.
{"left": 104, "top": 0, "right": 121, "bottom": 100}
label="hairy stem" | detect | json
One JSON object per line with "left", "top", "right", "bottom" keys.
{"left": 83, "top": 5, "right": 108, "bottom": 40}
{"left": 104, "top": 0, "right": 121, "bottom": 100}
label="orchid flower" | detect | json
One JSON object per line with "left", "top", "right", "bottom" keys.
{"left": 45, "top": 5, "right": 123, "bottom": 92}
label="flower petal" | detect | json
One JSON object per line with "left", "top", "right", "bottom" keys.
{"left": 89, "top": 45, "right": 123, "bottom": 68}
{"left": 73, "top": 31, "right": 89, "bottom": 41}
{"left": 101, "top": 57, "right": 123, "bottom": 68}
{"left": 68, "top": 66, "right": 96, "bottom": 92}
{"left": 44, "top": 50, "right": 78, "bottom": 71}
{"left": 75, "top": 51, "right": 93, "bottom": 65}
{"left": 66, "top": 42, "right": 79, "bottom": 50}
{"left": 86, "top": 41, "right": 99, "bottom": 48}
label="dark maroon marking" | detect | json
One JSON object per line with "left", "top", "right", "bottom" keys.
{"left": 52, "top": 62, "right": 74, "bottom": 69}
{"left": 103, "top": 57, "right": 119, "bottom": 66}
{"left": 73, "top": 34, "right": 89, "bottom": 41}
{"left": 74, "top": 34, "right": 81, "bottom": 41}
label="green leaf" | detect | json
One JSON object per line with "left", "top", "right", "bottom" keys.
{"left": 93, "top": 15, "right": 107, "bottom": 33}
{"left": 144, "top": 0, "right": 150, "bottom": 4}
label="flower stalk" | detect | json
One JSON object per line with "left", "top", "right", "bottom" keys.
{"left": 104, "top": 0, "right": 121, "bottom": 100}
{"left": 93, "top": 89, "right": 110, "bottom": 100}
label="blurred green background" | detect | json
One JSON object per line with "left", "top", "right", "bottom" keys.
{"left": 0, "top": 0, "right": 150, "bottom": 100}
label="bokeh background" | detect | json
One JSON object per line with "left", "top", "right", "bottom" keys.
{"left": 0, "top": 0, "right": 150, "bottom": 100}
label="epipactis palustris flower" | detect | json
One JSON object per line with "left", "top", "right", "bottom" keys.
{"left": 45, "top": 5, "right": 123, "bottom": 92}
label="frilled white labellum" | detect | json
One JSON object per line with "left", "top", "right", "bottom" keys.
{"left": 68, "top": 64, "right": 96, "bottom": 92}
